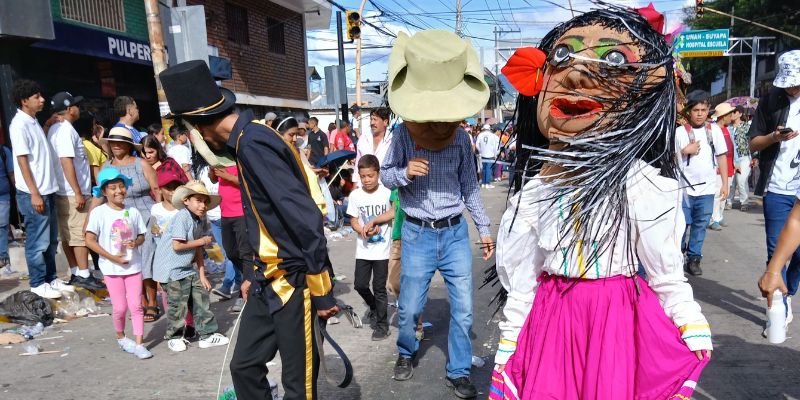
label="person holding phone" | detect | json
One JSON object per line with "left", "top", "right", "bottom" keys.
{"left": 749, "top": 50, "right": 800, "bottom": 323}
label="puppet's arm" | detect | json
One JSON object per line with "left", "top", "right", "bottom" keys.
{"left": 495, "top": 189, "right": 545, "bottom": 365}
{"left": 634, "top": 182, "right": 713, "bottom": 352}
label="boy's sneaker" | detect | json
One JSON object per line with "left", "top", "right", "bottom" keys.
{"left": 708, "top": 222, "right": 722, "bottom": 231}
{"left": 199, "top": 333, "right": 230, "bottom": 349}
{"left": 372, "top": 328, "right": 391, "bottom": 341}
{"left": 133, "top": 344, "right": 153, "bottom": 359}
{"left": 229, "top": 298, "right": 244, "bottom": 313}
{"left": 70, "top": 275, "right": 106, "bottom": 291}
{"left": 168, "top": 338, "right": 189, "bottom": 352}
{"left": 445, "top": 376, "right": 478, "bottom": 399}
{"left": 50, "top": 278, "right": 75, "bottom": 292}
{"left": 118, "top": 337, "right": 137, "bottom": 353}
{"left": 212, "top": 286, "right": 232, "bottom": 300}
{"left": 30, "top": 283, "right": 62, "bottom": 299}
{"left": 393, "top": 356, "right": 413, "bottom": 381}
{"left": 363, "top": 309, "right": 377, "bottom": 328}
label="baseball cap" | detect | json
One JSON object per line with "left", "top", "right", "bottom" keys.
{"left": 50, "top": 92, "right": 84, "bottom": 114}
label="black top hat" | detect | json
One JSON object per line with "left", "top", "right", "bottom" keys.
{"left": 159, "top": 60, "right": 236, "bottom": 119}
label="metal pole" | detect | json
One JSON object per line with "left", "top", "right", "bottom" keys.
{"left": 336, "top": 11, "right": 349, "bottom": 123}
{"left": 455, "top": 0, "right": 462, "bottom": 37}
{"left": 143, "top": 0, "right": 171, "bottom": 130}
{"left": 750, "top": 37, "right": 758, "bottom": 98}
{"left": 726, "top": 5, "right": 734, "bottom": 99}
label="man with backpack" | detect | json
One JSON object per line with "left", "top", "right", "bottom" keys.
{"left": 676, "top": 90, "right": 729, "bottom": 276}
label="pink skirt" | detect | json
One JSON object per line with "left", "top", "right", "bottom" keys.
{"left": 489, "top": 274, "right": 710, "bottom": 400}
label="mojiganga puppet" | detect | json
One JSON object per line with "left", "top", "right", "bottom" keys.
{"left": 489, "top": 3, "right": 712, "bottom": 400}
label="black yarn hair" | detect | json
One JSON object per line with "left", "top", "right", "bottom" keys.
{"left": 509, "top": 2, "right": 679, "bottom": 279}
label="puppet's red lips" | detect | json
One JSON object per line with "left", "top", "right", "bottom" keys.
{"left": 550, "top": 98, "right": 603, "bottom": 119}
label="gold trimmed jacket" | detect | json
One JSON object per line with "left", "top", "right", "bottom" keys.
{"left": 228, "top": 110, "right": 335, "bottom": 313}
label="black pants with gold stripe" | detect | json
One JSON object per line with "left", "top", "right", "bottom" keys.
{"left": 231, "top": 286, "right": 319, "bottom": 400}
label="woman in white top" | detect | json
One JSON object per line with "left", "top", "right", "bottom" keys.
{"left": 488, "top": 6, "right": 712, "bottom": 400}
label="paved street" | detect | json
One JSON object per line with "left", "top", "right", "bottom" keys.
{"left": 1, "top": 182, "right": 800, "bottom": 400}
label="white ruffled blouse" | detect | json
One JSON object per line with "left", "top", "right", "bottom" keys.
{"left": 494, "top": 161, "right": 713, "bottom": 365}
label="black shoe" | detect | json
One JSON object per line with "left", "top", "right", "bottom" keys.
{"left": 371, "top": 328, "right": 391, "bottom": 341}
{"left": 393, "top": 356, "right": 413, "bottom": 381}
{"left": 445, "top": 376, "right": 478, "bottom": 399}
{"left": 363, "top": 308, "right": 377, "bottom": 328}
{"left": 685, "top": 256, "right": 703, "bottom": 276}
{"left": 70, "top": 274, "right": 106, "bottom": 291}
{"left": 175, "top": 325, "right": 198, "bottom": 340}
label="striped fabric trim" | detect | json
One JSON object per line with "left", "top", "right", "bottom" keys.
{"left": 498, "top": 338, "right": 517, "bottom": 346}
{"left": 497, "top": 348, "right": 515, "bottom": 353}
{"left": 679, "top": 324, "right": 711, "bottom": 333}
{"left": 681, "top": 334, "right": 712, "bottom": 340}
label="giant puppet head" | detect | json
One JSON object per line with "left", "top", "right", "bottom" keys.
{"left": 502, "top": 2, "right": 678, "bottom": 270}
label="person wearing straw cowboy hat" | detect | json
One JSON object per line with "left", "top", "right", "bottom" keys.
{"left": 709, "top": 102, "right": 736, "bottom": 231}
{"left": 158, "top": 60, "right": 339, "bottom": 400}
{"left": 380, "top": 29, "right": 494, "bottom": 398}
{"left": 752, "top": 49, "right": 800, "bottom": 318}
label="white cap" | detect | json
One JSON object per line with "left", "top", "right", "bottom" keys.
{"left": 482, "top": 124, "right": 492, "bottom": 130}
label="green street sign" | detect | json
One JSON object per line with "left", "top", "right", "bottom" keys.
{"left": 675, "top": 29, "right": 730, "bottom": 58}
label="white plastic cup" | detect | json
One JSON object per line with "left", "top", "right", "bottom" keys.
{"left": 767, "top": 290, "right": 787, "bottom": 344}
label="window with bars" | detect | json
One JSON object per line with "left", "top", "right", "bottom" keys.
{"left": 267, "top": 17, "right": 286, "bottom": 55}
{"left": 60, "top": 0, "right": 126, "bottom": 32}
{"left": 226, "top": 3, "right": 249, "bottom": 45}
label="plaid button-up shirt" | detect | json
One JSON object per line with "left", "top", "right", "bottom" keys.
{"left": 381, "top": 124, "right": 491, "bottom": 237}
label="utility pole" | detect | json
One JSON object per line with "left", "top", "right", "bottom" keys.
{"left": 143, "top": 0, "right": 170, "bottom": 129}
{"left": 336, "top": 11, "right": 348, "bottom": 122}
{"left": 455, "top": 0, "right": 463, "bottom": 37}
{"left": 494, "top": 27, "right": 519, "bottom": 121}
{"left": 355, "top": 0, "right": 367, "bottom": 122}
{"left": 725, "top": 5, "right": 734, "bottom": 99}
{"left": 750, "top": 37, "right": 760, "bottom": 98}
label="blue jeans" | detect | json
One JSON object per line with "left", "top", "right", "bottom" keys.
{"left": 681, "top": 194, "right": 714, "bottom": 258}
{"left": 0, "top": 200, "right": 10, "bottom": 261}
{"left": 210, "top": 219, "right": 240, "bottom": 290}
{"left": 481, "top": 160, "right": 493, "bottom": 185}
{"left": 17, "top": 192, "right": 58, "bottom": 287}
{"left": 397, "top": 218, "right": 473, "bottom": 379}
{"left": 763, "top": 192, "right": 800, "bottom": 296}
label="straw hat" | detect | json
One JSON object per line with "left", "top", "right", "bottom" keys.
{"left": 388, "top": 30, "right": 490, "bottom": 122}
{"left": 172, "top": 180, "right": 221, "bottom": 210}
{"left": 100, "top": 126, "right": 143, "bottom": 152}
{"left": 712, "top": 102, "right": 735, "bottom": 121}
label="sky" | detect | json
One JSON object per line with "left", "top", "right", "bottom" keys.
{"left": 307, "top": 0, "right": 697, "bottom": 88}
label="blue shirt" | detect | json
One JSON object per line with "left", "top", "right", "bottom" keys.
{"left": 152, "top": 208, "right": 209, "bottom": 283}
{"left": 113, "top": 122, "right": 142, "bottom": 144}
{"left": 0, "top": 146, "right": 13, "bottom": 201}
{"left": 381, "top": 124, "right": 491, "bottom": 237}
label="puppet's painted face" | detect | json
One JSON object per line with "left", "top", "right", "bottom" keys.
{"left": 536, "top": 25, "right": 648, "bottom": 140}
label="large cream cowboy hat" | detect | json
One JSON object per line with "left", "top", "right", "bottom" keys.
{"left": 712, "top": 102, "right": 735, "bottom": 121}
{"left": 172, "top": 180, "right": 222, "bottom": 210}
{"left": 388, "top": 30, "right": 490, "bottom": 122}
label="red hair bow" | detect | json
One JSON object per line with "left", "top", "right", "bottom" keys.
{"left": 501, "top": 47, "right": 547, "bottom": 97}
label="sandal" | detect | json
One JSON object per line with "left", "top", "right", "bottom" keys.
{"left": 144, "top": 306, "right": 160, "bottom": 323}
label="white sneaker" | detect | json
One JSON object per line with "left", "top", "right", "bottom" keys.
{"left": 118, "top": 337, "right": 137, "bottom": 353}
{"left": 133, "top": 344, "right": 153, "bottom": 359}
{"left": 30, "top": 283, "right": 62, "bottom": 299}
{"left": 50, "top": 278, "right": 75, "bottom": 292}
{"left": 168, "top": 338, "right": 189, "bottom": 352}
{"left": 486, "top": 184, "right": 495, "bottom": 189}
{"left": 198, "top": 333, "right": 230, "bottom": 348}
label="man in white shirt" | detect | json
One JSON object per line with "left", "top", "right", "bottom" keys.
{"left": 676, "top": 90, "right": 729, "bottom": 276}
{"left": 476, "top": 124, "right": 500, "bottom": 188}
{"left": 9, "top": 80, "right": 73, "bottom": 298}
{"left": 354, "top": 107, "right": 393, "bottom": 186}
{"left": 48, "top": 92, "right": 104, "bottom": 291}
{"left": 167, "top": 125, "right": 193, "bottom": 178}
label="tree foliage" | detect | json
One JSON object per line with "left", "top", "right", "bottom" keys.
{"left": 682, "top": 0, "right": 800, "bottom": 93}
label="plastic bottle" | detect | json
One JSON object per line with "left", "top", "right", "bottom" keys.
{"left": 767, "top": 290, "right": 787, "bottom": 344}
{"left": 123, "top": 210, "right": 133, "bottom": 261}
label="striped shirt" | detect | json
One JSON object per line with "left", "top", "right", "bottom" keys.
{"left": 152, "top": 208, "right": 209, "bottom": 283}
{"left": 381, "top": 124, "right": 491, "bottom": 237}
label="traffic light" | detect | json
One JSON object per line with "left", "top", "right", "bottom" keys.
{"left": 346, "top": 10, "right": 361, "bottom": 41}
{"left": 696, "top": 0, "right": 704, "bottom": 18}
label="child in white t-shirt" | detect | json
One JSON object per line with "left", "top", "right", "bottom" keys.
{"left": 84, "top": 167, "right": 150, "bottom": 359}
{"left": 346, "top": 154, "right": 394, "bottom": 340}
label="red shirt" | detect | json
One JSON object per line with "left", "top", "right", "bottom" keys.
{"left": 219, "top": 165, "right": 244, "bottom": 218}
{"left": 720, "top": 126, "right": 735, "bottom": 177}
{"left": 332, "top": 129, "right": 354, "bottom": 151}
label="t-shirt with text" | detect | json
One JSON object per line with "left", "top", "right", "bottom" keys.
{"left": 346, "top": 185, "right": 392, "bottom": 260}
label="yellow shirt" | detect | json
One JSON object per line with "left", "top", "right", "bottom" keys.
{"left": 83, "top": 139, "right": 107, "bottom": 167}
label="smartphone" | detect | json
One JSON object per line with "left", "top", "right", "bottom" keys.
{"left": 779, "top": 128, "right": 794, "bottom": 134}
